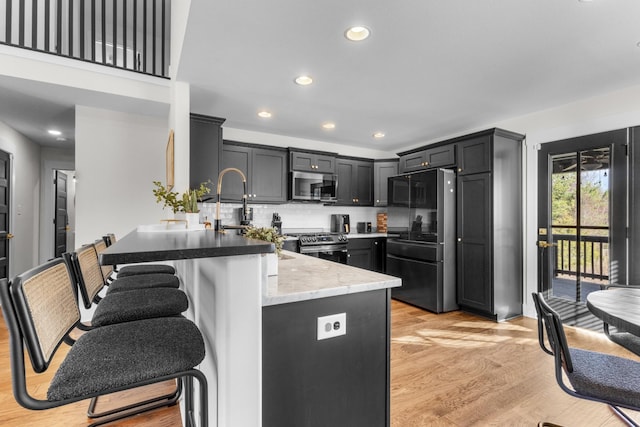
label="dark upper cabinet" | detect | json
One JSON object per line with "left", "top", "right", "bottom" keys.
{"left": 456, "top": 135, "right": 492, "bottom": 175}
{"left": 373, "top": 160, "right": 398, "bottom": 207}
{"left": 290, "top": 150, "right": 336, "bottom": 173}
{"left": 221, "top": 141, "right": 287, "bottom": 204}
{"left": 398, "top": 144, "right": 456, "bottom": 173}
{"left": 455, "top": 129, "right": 523, "bottom": 321}
{"left": 336, "top": 157, "right": 373, "bottom": 206}
{"left": 189, "top": 114, "right": 225, "bottom": 193}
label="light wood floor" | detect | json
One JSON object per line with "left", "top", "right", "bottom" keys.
{"left": 1, "top": 300, "right": 639, "bottom": 426}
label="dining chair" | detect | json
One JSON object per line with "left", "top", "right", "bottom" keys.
{"left": 0, "top": 257, "right": 208, "bottom": 426}
{"left": 532, "top": 292, "right": 640, "bottom": 426}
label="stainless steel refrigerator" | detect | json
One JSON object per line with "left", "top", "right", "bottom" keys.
{"left": 386, "top": 168, "right": 457, "bottom": 313}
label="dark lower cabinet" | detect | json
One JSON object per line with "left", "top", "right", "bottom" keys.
{"left": 347, "top": 237, "right": 386, "bottom": 272}
{"left": 263, "top": 290, "right": 391, "bottom": 427}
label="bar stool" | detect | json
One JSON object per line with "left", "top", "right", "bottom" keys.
{"left": 0, "top": 258, "right": 207, "bottom": 426}
{"left": 101, "top": 233, "right": 176, "bottom": 278}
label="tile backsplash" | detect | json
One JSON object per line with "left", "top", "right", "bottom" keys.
{"left": 200, "top": 202, "right": 388, "bottom": 233}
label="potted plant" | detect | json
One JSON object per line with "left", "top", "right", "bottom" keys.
{"left": 152, "top": 181, "right": 211, "bottom": 228}
{"left": 243, "top": 226, "right": 285, "bottom": 276}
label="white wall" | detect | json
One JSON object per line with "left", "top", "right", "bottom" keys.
{"left": 75, "top": 106, "right": 168, "bottom": 246}
{"left": 0, "top": 120, "right": 41, "bottom": 278}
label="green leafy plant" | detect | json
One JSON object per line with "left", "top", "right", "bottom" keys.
{"left": 244, "top": 226, "right": 284, "bottom": 256}
{"left": 152, "top": 181, "right": 211, "bottom": 213}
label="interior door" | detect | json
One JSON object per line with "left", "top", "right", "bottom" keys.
{"left": 537, "top": 130, "right": 627, "bottom": 303}
{"left": 0, "top": 150, "right": 11, "bottom": 281}
{"left": 54, "top": 171, "right": 69, "bottom": 258}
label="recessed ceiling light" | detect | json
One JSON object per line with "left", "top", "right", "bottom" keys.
{"left": 345, "top": 26, "right": 370, "bottom": 42}
{"left": 56, "top": 137, "right": 67, "bottom": 141}
{"left": 322, "top": 122, "right": 336, "bottom": 130}
{"left": 295, "top": 75, "right": 313, "bottom": 86}
{"left": 48, "top": 129, "right": 62, "bottom": 136}
{"left": 373, "top": 132, "right": 385, "bottom": 139}
{"left": 257, "top": 110, "right": 272, "bottom": 118}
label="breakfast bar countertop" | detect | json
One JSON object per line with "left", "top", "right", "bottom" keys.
{"left": 99, "top": 229, "right": 274, "bottom": 265}
{"left": 264, "top": 250, "right": 401, "bottom": 306}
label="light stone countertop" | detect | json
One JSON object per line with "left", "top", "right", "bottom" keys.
{"left": 263, "top": 250, "right": 401, "bottom": 306}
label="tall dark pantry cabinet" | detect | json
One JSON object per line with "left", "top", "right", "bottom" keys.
{"left": 455, "top": 129, "right": 524, "bottom": 321}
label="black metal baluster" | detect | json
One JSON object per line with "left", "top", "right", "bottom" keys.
{"left": 44, "top": 0, "right": 50, "bottom": 50}
{"left": 142, "top": 0, "right": 146, "bottom": 73}
{"left": 56, "top": 0, "right": 61, "bottom": 54}
{"left": 19, "top": 0, "right": 25, "bottom": 46}
{"left": 91, "top": 0, "right": 95, "bottom": 61}
{"left": 69, "top": 0, "right": 73, "bottom": 56}
{"left": 113, "top": 0, "right": 117, "bottom": 66}
{"left": 101, "top": 0, "right": 105, "bottom": 63}
{"left": 161, "top": 0, "right": 165, "bottom": 76}
{"left": 133, "top": 0, "right": 137, "bottom": 70}
{"left": 79, "top": 0, "right": 84, "bottom": 59}
{"left": 152, "top": 0, "right": 156, "bottom": 75}
{"left": 32, "top": 0, "right": 38, "bottom": 49}
{"left": 5, "top": 0, "right": 11, "bottom": 44}
{"left": 123, "top": 0, "right": 127, "bottom": 69}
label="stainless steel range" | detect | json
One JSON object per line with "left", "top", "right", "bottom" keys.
{"left": 295, "top": 232, "right": 349, "bottom": 264}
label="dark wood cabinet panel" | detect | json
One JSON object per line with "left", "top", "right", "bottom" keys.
{"left": 336, "top": 157, "right": 373, "bottom": 206}
{"left": 457, "top": 173, "right": 493, "bottom": 313}
{"left": 398, "top": 144, "right": 455, "bottom": 173}
{"left": 347, "top": 237, "right": 386, "bottom": 272}
{"left": 457, "top": 135, "right": 492, "bottom": 175}
{"left": 263, "top": 290, "right": 390, "bottom": 427}
{"left": 251, "top": 148, "right": 287, "bottom": 203}
{"left": 221, "top": 144, "right": 250, "bottom": 202}
{"left": 290, "top": 151, "right": 336, "bottom": 173}
{"left": 222, "top": 142, "right": 287, "bottom": 203}
{"left": 374, "top": 160, "right": 398, "bottom": 207}
{"left": 189, "top": 114, "right": 225, "bottom": 192}
{"left": 454, "top": 129, "right": 523, "bottom": 321}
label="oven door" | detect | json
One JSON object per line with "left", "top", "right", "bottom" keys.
{"left": 299, "top": 244, "right": 348, "bottom": 264}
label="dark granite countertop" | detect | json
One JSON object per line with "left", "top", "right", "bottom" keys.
{"left": 99, "top": 229, "right": 275, "bottom": 265}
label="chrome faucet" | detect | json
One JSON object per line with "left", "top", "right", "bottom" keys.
{"left": 214, "top": 167, "right": 248, "bottom": 232}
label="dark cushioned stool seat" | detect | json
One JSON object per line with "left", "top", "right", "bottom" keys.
{"left": 92, "top": 288, "right": 188, "bottom": 327}
{"left": 116, "top": 264, "right": 176, "bottom": 278}
{"left": 106, "top": 273, "right": 179, "bottom": 294}
{"left": 48, "top": 317, "right": 205, "bottom": 401}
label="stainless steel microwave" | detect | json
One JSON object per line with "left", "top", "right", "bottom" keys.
{"left": 290, "top": 171, "right": 337, "bottom": 202}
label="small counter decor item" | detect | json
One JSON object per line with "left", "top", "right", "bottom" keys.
{"left": 152, "top": 181, "right": 211, "bottom": 229}
{"left": 244, "top": 226, "right": 284, "bottom": 276}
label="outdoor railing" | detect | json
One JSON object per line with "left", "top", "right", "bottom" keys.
{"left": 1, "top": 0, "right": 170, "bottom": 78}
{"left": 551, "top": 226, "right": 609, "bottom": 282}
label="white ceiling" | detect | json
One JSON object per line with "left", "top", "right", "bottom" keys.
{"left": 2, "top": 0, "right": 640, "bottom": 153}
{"left": 178, "top": 0, "right": 640, "bottom": 152}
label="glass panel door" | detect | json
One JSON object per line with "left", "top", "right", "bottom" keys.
{"left": 549, "top": 149, "right": 610, "bottom": 302}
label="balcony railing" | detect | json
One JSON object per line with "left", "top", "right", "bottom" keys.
{"left": 551, "top": 226, "right": 609, "bottom": 282}
{"left": 1, "top": 0, "right": 170, "bottom": 78}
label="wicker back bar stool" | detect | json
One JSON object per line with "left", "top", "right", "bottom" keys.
{"left": 0, "top": 257, "right": 208, "bottom": 426}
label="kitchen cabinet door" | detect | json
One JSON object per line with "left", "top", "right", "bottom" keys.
{"left": 251, "top": 148, "right": 287, "bottom": 203}
{"left": 456, "top": 172, "right": 493, "bottom": 314}
{"left": 221, "top": 144, "right": 251, "bottom": 202}
{"left": 398, "top": 145, "right": 455, "bottom": 173}
{"left": 290, "top": 151, "right": 336, "bottom": 173}
{"left": 190, "top": 114, "right": 225, "bottom": 191}
{"left": 457, "top": 135, "right": 492, "bottom": 175}
{"left": 336, "top": 157, "right": 373, "bottom": 206}
{"left": 374, "top": 160, "right": 398, "bottom": 206}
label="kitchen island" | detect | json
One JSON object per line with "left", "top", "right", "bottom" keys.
{"left": 100, "top": 229, "right": 400, "bottom": 427}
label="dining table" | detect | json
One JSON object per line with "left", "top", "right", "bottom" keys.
{"left": 587, "top": 287, "right": 640, "bottom": 336}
